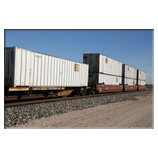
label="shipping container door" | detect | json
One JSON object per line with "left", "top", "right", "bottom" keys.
{"left": 5, "top": 48, "right": 9, "bottom": 84}
{"left": 4, "top": 48, "right": 15, "bottom": 86}
{"left": 9, "top": 48, "right": 15, "bottom": 85}
{"left": 5, "top": 48, "right": 13, "bottom": 85}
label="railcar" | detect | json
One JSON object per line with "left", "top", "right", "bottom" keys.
{"left": 137, "top": 69, "right": 146, "bottom": 90}
{"left": 83, "top": 53, "right": 123, "bottom": 93}
{"left": 122, "top": 64, "right": 138, "bottom": 91}
{"left": 4, "top": 47, "right": 89, "bottom": 98}
{"left": 4, "top": 47, "right": 146, "bottom": 99}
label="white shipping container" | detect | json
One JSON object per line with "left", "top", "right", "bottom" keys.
{"left": 138, "top": 80, "right": 146, "bottom": 86}
{"left": 137, "top": 69, "right": 146, "bottom": 81}
{"left": 89, "top": 73, "right": 122, "bottom": 85}
{"left": 122, "top": 78, "right": 137, "bottom": 85}
{"left": 83, "top": 54, "right": 122, "bottom": 77}
{"left": 4, "top": 47, "right": 89, "bottom": 87}
{"left": 122, "top": 64, "right": 137, "bottom": 79}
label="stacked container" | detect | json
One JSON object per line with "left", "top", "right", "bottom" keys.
{"left": 122, "top": 64, "right": 137, "bottom": 91}
{"left": 4, "top": 47, "right": 89, "bottom": 88}
{"left": 137, "top": 69, "right": 146, "bottom": 90}
{"left": 83, "top": 53, "right": 123, "bottom": 93}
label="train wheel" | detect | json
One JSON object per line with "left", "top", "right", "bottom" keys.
{"left": 87, "top": 89, "right": 91, "bottom": 95}
{"left": 76, "top": 91, "right": 80, "bottom": 96}
{"left": 91, "top": 90, "right": 96, "bottom": 95}
{"left": 27, "top": 90, "right": 32, "bottom": 97}
{"left": 80, "top": 90, "right": 86, "bottom": 96}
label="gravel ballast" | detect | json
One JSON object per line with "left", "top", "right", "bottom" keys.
{"left": 4, "top": 90, "right": 153, "bottom": 128}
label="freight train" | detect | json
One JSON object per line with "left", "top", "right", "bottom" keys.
{"left": 4, "top": 47, "right": 146, "bottom": 98}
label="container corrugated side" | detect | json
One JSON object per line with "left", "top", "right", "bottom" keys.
{"left": 89, "top": 73, "right": 122, "bottom": 85}
{"left": 137, "top": 70, "right": 146, "bottom": 81}
{"left": 83, "top": 54, "right": 122, "bottom": 77}
{"left": 5, "top": 47, "right": 89, "bottom": 87}
{"left": 122, "top": 64, "right": 137, "bottom": 79}
{"left": 138, "top": 80, "right": 146, "bottom": 86}
{"left": 122, "top": 78, "right": 137, "bottom": 85}
{"left": 99, "top": 54, "right": 122, "bottom": 76}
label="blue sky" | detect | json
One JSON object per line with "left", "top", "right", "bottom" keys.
{"left": 5, "top": 30, "right": 153, "bottom": 84}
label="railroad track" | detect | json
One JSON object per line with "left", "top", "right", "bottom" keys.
{"left": 4, "top": 90, "right": 152, "bottom": 108}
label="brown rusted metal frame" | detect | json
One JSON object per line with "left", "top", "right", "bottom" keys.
{"left": 124, "top": 85, "right": 138, "bottom": 91}
{"left": 138, "top": 85, "right": 146, "bottom": 91}
{"left": 96, "top": 84, "right": 123, "bottom": 93}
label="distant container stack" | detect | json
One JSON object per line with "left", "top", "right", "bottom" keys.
{"left": 122, "top": 64, "right": 137, "bottom": 91}
{"left": 83, "top": 53, "right": 123, "bottom": 93}
{"left": 137, "top": 69, "right": 146, "bottom": 90}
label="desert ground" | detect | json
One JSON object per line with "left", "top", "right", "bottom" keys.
{"left": 8, "top": 93, "right": 153, "bottom": 129}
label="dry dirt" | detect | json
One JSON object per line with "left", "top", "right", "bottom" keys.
{"left": 8, "top": 93, "right": 153, "bottom": 129}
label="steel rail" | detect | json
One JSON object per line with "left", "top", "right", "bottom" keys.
{"left": 4, "top": 90, "right": 152, "bottom": 108}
